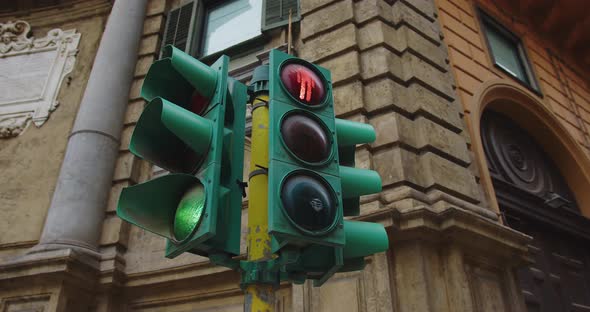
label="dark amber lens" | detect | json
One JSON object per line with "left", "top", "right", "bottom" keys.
{"left": 173, "top": 183, "right": 206, "bottom": 241}
{"left": 281, "top": 113, "right": 331, "bottom": 163}
{"left": 281, "top": 173, "right": 336, "bottom": 232}
{"left": 280, "top": 63, "right": 326, "bottom": 106}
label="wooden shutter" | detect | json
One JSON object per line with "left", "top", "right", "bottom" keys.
{"left": 262, "top": 0, "right": 300, "bottom": 31}
{"left": 161, "top": 1, "right": 200, "bottom": 57}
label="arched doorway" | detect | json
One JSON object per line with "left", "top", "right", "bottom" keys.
{"left": 481, "top": 109, "right": 590, "bottom": 311}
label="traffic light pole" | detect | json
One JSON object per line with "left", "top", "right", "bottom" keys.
{"left": 244, "top": 94, "right": 276, "bottom": 311}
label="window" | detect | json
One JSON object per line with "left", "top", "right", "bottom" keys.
{"left": 202, "top": 0, "right": 263, "bottom": 56}
{"left": 162, "top": 0, "right": 300, "bottom": 59}
{"left": 479, "top": 11, "right": 539, "bottom": 91}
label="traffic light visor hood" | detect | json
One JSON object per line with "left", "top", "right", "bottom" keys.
{"left": 117, "top": 174, "right": 206, "bottom": 242}
{"left": 129, "top": 97, "right": 213, "bottom": 173}
{"left": 141, "top": 45, "right": 217, "bottom": 113}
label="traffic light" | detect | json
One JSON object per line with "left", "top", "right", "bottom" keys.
{"left": 267, "top": 50, "right": 389, "bottom": 285}
{"left": 116, "top": 45, "right": 246, "bottom": 259}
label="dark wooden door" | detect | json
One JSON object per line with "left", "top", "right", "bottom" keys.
{"left": 505, "top": 212, "right": 590, "bottom": 312}
{"left": 481, "top": 110, "right": 590, "bottom": 312}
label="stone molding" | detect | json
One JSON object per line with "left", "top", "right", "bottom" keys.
{"left": 0, "top": 20, "right": 80, "bottom": 138}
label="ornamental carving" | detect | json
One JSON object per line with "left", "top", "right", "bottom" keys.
{"left": 481, "top": 110, "right": 579, "bottom": 212}
{"left": 0, "top": 20, "right": 80, "bottom": 138}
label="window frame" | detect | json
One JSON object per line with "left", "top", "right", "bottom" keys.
{"left": 477, "top": 9, "right": 541, "bottom": 95}
{"left": 197, "top": 0, "right": 266, "bottom": 59}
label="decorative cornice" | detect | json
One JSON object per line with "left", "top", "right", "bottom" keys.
{"left": 0, "top": 248, "right": 99, "bottom": 289}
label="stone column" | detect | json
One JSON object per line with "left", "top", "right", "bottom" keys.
{"left": 34, "top": 0, "right": 148, "bottom": 256}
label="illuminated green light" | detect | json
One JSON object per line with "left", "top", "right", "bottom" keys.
{"left": 174, "top": 183, "right": 206, "bottom": 241}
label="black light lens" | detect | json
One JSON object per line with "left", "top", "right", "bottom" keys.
{"left": 280, "top": 172, "right": 336, "bottom": 232}
{"left": 281, "top": 113, "right": 331, "bottom": 163}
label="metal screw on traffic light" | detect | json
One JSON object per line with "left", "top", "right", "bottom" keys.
{"left": 116, "top": 45, "right": 247, "bottom": 260}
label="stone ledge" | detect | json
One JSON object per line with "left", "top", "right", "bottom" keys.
{"left": 123, "top": 261, "right": 233, "bottom": 288}
{"left": 0, "top": 248, "right": 100, "bottom": 289}
{"left": 355, "top": 203, "right": 530, "bottom": 265}
{"left": 301, "top": 0, "right": 354, "bottom": 41}
{"left": 362, "top": 77, "right": 462, "bottom": 133}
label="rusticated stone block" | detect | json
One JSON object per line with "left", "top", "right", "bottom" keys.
{"left": 333, "top": 80, "right": 363, "bottom": 116}
{"left": 134, "top": 55, "right": 155, "bottom": 77}
{"left": 420, "top": 152, "right": 480, "bottom": 202}
{"left": 138, "top": 34, "right": 159, "bottom": 56}
{"left": 358, "top": 20, "right": 403, "bottom": 52}
{"left": 370, "top": 112, "right": 404, "bottom": 148}
{"left": 124, "top": 99, "right": 145, "bottom": 125}
{"left": 370, "top": 112, "right": 470, "bottom": 164}
{"left": 360, "top": 47, "right": 402, "bottom": 80}
{"left": 146, "top": 0, "right": 165, "bottom": 16}
{"left": 106, "top": 181, "right": 130, "bottom": 213}
{"left": 401, "top": 26, "right": 448, "bottom": 71}
{"left": 318, "top": 50, "right": 360, "bottom": 85}
{"left": 300, "top": 23, "right": 357, "bottom": 62}
{"left": 113, "top": 152, "right": 135, "bottom": 182}
{"left": 301, "top": 0, "right": 339, "bottom": 14}
{"left": 354, "top": 0, "right": 394, "bottom": 25}
{"left": 361, "top": 47, "right": 454, "bottom": 99}
{"left": 373, "top": 147, "right": 423, "bottom": 187}
{"left": 401, "top": 53, "right": 454, "bottom": 99}
{"left": 363, "top": 78, "right": 462, "bottom": 131}
{"left": 402, "top": 0, "right": 436, "bottom": 21}
{"left": 143, "top": 15, "right": 164, "bottom": 36}
{"left": 128, "top": 78, "right": 144, "bottom": 101}
{"left": 362, "top": 77, "right": 405, "bottom": 112}
{"left": 119, "top": 125, "right": 134, "bottom": 151}
{"left": 405, "top": 83, "right": 462, "bottom": 130}
{"left": 355, "top": 146, "right": 373, "bottom": 170}
{"left": 392, "top": 0, "right": 440, "bottom": 43}
{"left": 301, "top": 0, "right": 354, "bottom": 40}
{"left": 100, "top": 215, "right": 124, "bottom": 245}
{"left": 414, "top": 116, "right": 470, "bottom": 164}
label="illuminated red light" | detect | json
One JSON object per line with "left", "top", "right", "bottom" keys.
{"left": 190, "top": 90, "right": 210, "bottom": 116}
{"left": 280, "top": 63, "right": 326, "bottom": 106}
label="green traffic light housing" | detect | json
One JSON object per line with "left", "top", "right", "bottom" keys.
{"left": 117, "top": 45, "right": 246, "bottom": 259}
{"left": 267, "top": 49, "right": 389, "bottom": 287}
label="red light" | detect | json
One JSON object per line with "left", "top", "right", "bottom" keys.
{"left": 280, "top": 63, "right": 326, "bottom": 106}
{"left": 190, "top": 90, "right": 209, "bottom": 116}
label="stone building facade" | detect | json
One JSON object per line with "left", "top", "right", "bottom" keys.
{"left": 0, "top": 0, "right": 588, "bottom": 311}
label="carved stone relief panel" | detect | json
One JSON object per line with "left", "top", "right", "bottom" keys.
{"left": 0, "top": 20, "right": 80, "bottom": 138}
{"left": 481, "top": 110, "right": 579, "bottom": 212}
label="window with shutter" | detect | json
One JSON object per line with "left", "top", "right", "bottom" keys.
{"left": 262, "top": 0, "right": 300, "bottom": 31}
{"left": 160, "top": 1, "right": 199, "bottom": 57}
{"left": 160, "top": 0, "right": 298, "bottom": 60}
{"left": 479, "top": 10, "right": 539, "bottom": 92}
